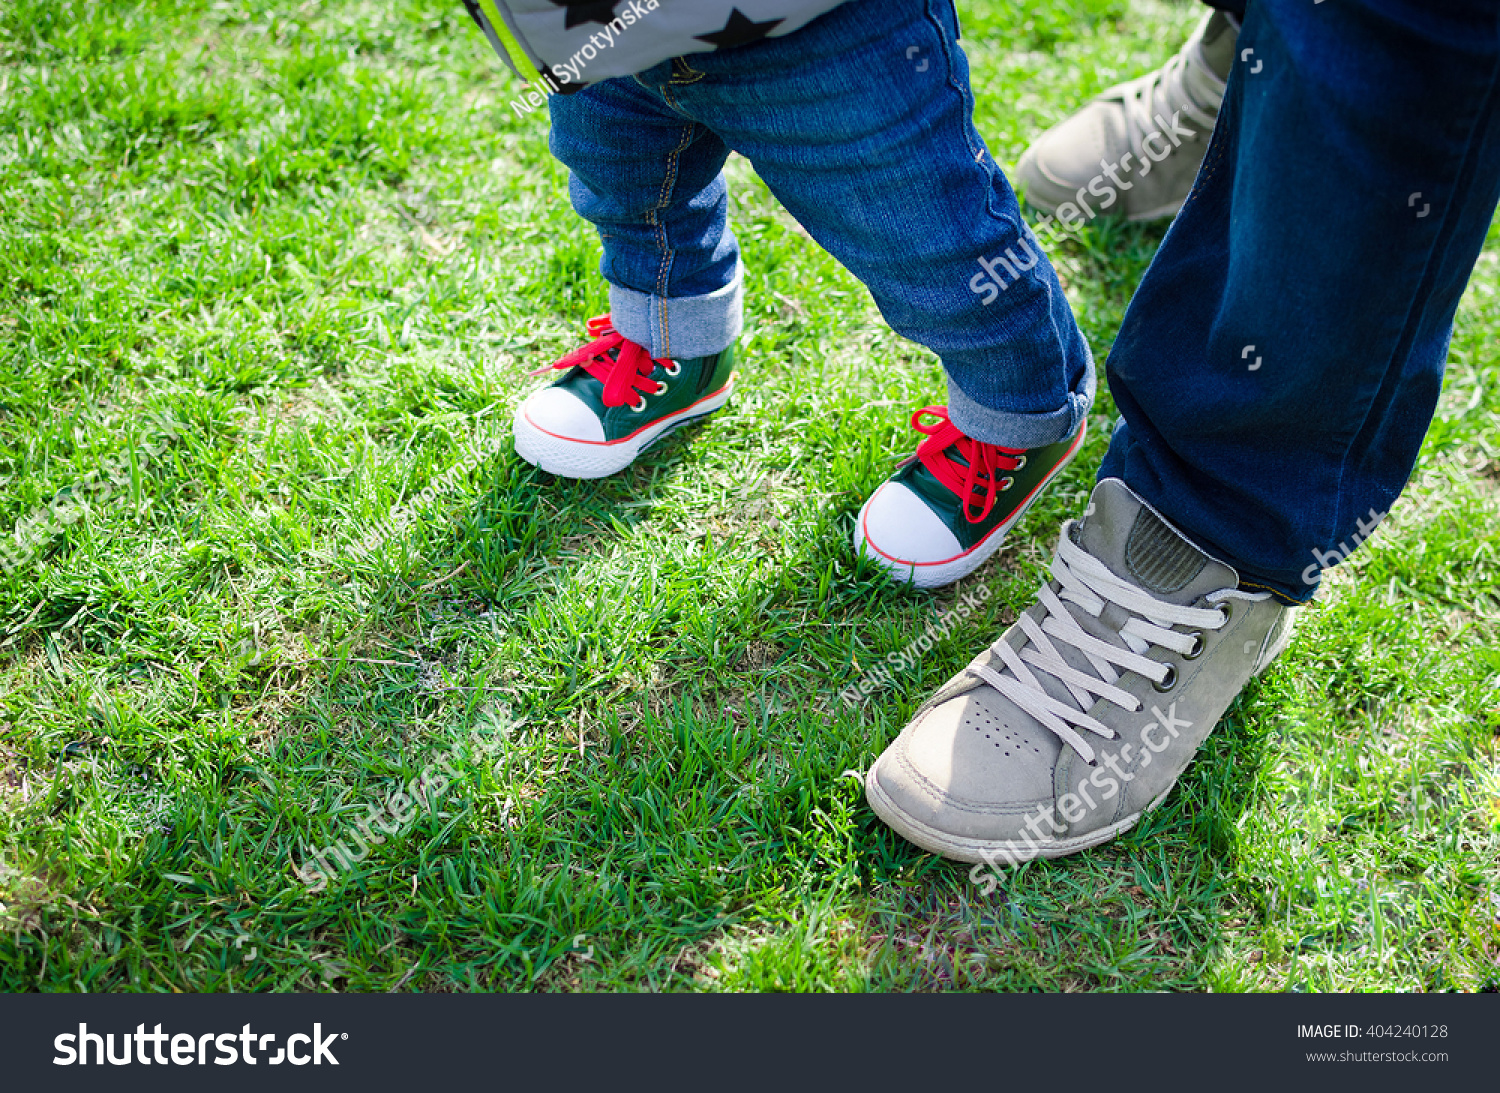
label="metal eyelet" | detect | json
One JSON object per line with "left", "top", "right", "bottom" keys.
{"left": 654, "top": 381, "right": 668, "bottom": 395}
{"left": 629, "top": 397, "right": 647, "bottom": 413}
{"left": 1013, "top": 454, "right": 1027, "bottom": 472}
{"left": 663, "top": 361, "right": 682, "bottom": 377}
{"left": 998, "top": 476, "right": 1014, "bottom": 492}
{"left": 1217, "top": 602, "right": 1234, "bottom": 626}
{"left": 1183, "top": 632, "right": 1205, "bottom": 660}
{"left": 1153, "top": 664, "right": 1178, "bottom": 692}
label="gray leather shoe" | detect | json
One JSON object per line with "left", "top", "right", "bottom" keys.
{"left": 866, "top": 478, "right": 1296, "bottom": 865}
{"left": 1014, "top": 10, "right": 1239, "bottom": 223}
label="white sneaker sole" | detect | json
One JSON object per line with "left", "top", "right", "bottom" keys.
{"left": 865, "top": 609, "right": 1297, "bottom": 866}
{"left": 513, "top": 380, "right": 733, "bottom": 480}
{"left": 853, "top": 420, "right": 1086, "bottom": 590}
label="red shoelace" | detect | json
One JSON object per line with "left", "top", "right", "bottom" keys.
{"left": 532, "top": 314, "right": 670, "bottom": 409}
{"left": 910, "top": 406, "right": 1027, "bottom": 524}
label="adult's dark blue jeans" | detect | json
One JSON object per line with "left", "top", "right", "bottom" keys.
{"left": 546, "top": 0, "right": 1094, "bottom": 449}
{"left": 1099, "top": 0, "right": 1500, "bottom": 603}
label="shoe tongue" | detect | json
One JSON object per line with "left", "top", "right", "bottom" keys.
{"left": 957, "top": 479, "right": 1234, "bottom": 757}
{"left": 1074, "top": 479, "right": 1237, "bottom": 607}
{"left": 1193, "top": 10, "right": 1239, "bottom": 84}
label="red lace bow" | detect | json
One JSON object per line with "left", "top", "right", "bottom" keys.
{"left": 532, "top": 314, "right": 668, "bottom": 408}
{"left": 910, "top": 406, "right": 1026, "bottom": 524}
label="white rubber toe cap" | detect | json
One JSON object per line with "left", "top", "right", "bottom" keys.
{"left": 519, "top": 387, "right": 605, "bottom": 443}
{"left": 857, "top": 481, "right": 964, "bottom": 568}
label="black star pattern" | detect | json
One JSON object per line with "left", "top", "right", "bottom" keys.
{"left": 694, "top": 8, "right": 785, "bottom": 49}
{"left": 549, "top": 0, "right": 622, "bottom": 30}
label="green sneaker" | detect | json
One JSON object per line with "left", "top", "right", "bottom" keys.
{"left": 513, "top": 314, "right": 735, "bottom": 479}
{"left": 854, "top": 406, "right": 1086, "bottom": 589}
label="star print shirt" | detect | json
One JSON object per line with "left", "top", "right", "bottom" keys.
{"left": 463, "top": 0, "right": 853, "bottom": 90}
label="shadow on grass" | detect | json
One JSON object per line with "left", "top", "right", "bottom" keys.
{"left": 848, "top": 684, "right": 1272, "bottom": 991}
{"left": 72, "top": 407, "right": 1274, "bottom": 993}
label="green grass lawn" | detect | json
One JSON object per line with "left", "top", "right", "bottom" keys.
{"left": 2, "top": 0, "right": 1498, "bottom": 993}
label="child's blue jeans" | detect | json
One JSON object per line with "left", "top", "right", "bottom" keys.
{"left": 549, "top": 0, "right": 1500, "bottom": 606}
{"left": 545, "top": 0, "right": 1094, "bottom": 450}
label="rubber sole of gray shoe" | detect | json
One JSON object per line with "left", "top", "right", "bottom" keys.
{"left": 865, "top": 605, "right": 1298, "bottom": 864}
{"left": 512, "top": 380, "right": 734, "bottom": 479}
{"left": 853, "top": 419, "right": 1086, "bottom": 590}
{"left": 864, "top": 767, "right": 1167, "bottom": 864}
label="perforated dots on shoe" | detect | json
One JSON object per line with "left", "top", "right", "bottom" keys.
{"left": 965, "top": 710, "right": 1042, "bottom": 757}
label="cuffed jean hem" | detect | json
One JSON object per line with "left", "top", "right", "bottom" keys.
{"left": 608, "top": 261, "right": 744, "bottom": 360}
{"left": 944, "top": 366, "right": 1095, "bottom": 449}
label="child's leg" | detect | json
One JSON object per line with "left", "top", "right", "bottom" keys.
{"left": 636, "top": 0, "right": 1092, "bottom": 585}
{"left": 528, "top": 0, "right": 1090, "bottom": 583}
{"left": 547, "top": 78, "right": 740, "bottom": 360}
{"left": 515, "top": 79, "right": 742, "bottom": 478}
{"left": 641, "top": 0, "right": 1093, "bottom": 450}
